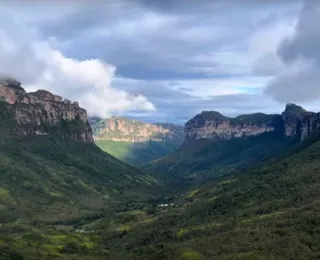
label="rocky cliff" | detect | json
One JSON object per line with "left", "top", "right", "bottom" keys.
{"left": 0, "top": 79, "right": 93, "bottom": 143}
{"left": 185, "top": 111, "right": 280, "bottom": 141}
{"left": 185, "top": 104, "right": 320, "bottom": 143}
{"left": 281, "top": 103, "right": 320, "bottom": 141}
{"left": 90, "top": 117, "right": 184, "bottom": 144}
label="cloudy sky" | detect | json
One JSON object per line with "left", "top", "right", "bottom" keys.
{"left": 1, "top": 0, "right": 320, "bottom": 124}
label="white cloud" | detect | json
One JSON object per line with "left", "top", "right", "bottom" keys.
{"left": 0, "top": 16, "right": 155, "bottom": 118}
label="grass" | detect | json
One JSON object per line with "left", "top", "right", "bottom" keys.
{"left": 186, "top": 189, "right": 200, "bottom": 198}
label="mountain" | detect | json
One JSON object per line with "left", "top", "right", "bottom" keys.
{"left": 0, "top": 78, "right": 93, "bottom": 143}
{"left": 0, "top": 79, "right": 160, "bottom": 225}
{"left": 89, "top": 117, "right": 184, "bottom": 165}
{"left": 147, "top": 104, "right": 320, "bottom": 182}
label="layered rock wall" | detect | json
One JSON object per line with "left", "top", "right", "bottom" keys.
{"left": 0, "top": 79, "right": 93, "bottom": 143}
{"left": 185, "top": 105, "right": 320, "bottom": 143}
{"left": 91, "top": 117, "right": 184, "bottom": 144}
{"left": 281, "top": 103, "right": 320, "bottom": 141}
{"left": 185, "top": 112, "right": 277, "bottom": 141}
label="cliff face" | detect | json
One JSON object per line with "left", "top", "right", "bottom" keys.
{"left": 281, "top": 103, "right": 320, "bottom": 141}
{"left": 0, "top": 79, "right": 93, "bottom": 143}
{"left": 282, "top": 103, "right": 309, "bottom": 137}
{"left": 185, "top": 104, "right": 320, "bottom": 143}
{"left": 90, "top": 117, "right": 184, "bottom": 144}
{"left": 300, "top": 113, "right": 320, "bottom": 141}
{"left": 185, "top": 112, "right": 279, "bottom": 141}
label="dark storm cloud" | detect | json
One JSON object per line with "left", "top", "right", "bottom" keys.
{"left": 265, "top": 1, "right": 320, "bottom": 103}
{"left": 278, "top": 1, "right": 320, "bottom": 64}
{"left": 31, "top": 0, "right": 267, "bottom": 80}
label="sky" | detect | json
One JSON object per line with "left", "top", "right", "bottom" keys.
{"left": 1, "top": 0, "right": 320, "bottom": 124}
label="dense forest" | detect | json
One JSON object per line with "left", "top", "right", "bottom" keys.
{"left": 1, "top": 132, "right": 320, "bottom": 259}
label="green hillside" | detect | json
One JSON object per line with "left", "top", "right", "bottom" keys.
{"left": 67, "top": 135, "right": 320, "bottom": 260}
{"left": 146, "top": 131, "right": 296, "bottom": 186}
{"left": 95, "top": 139, "right": 178, "bottom": 166}
{"left": 0, "top": 136, "right": 160, "bottom": 223}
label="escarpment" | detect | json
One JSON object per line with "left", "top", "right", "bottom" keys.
{"left": 185, "top": 112, "right": 280, "bottom": 141}
{"left": 0, "top": 79, "right": 93, "bottom": 143}
{"left": 185, "top": 104, "right": 320, "bottom": 143}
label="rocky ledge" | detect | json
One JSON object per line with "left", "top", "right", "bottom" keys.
{"left": 0, "top": 79, "right": 93, "bottom": 143}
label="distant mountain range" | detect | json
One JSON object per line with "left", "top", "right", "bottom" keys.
{"left": 89, "top": 117, "right": 185, "bottom": 165}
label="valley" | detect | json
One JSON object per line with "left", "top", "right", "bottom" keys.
{"left": 0, "top": 79, "right": 320, "bottom": 260}
{"left": 90, "top": 117, "right": 184, "bottom": 165}
{"left": 3, "top": 0, "right": 320, "bottom": 259}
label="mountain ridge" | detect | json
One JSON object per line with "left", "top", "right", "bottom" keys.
{"left": 184, "top": 103, "right": 320, "bottom": 143}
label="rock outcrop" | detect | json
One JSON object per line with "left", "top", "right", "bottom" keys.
{"left": 282, "top": 103, "right": 309, "bottom": 137}
{"left": 0, "top": 79, "right": 93, "bottom": 143}
{"left": 185, "top": 104, "right": 320, "bottom": 143}
{"left": 0, "top": 78, "right": 26, "bottom": 104}
{"left": 90, "top": 117, "right": 184, "bottom": 144}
